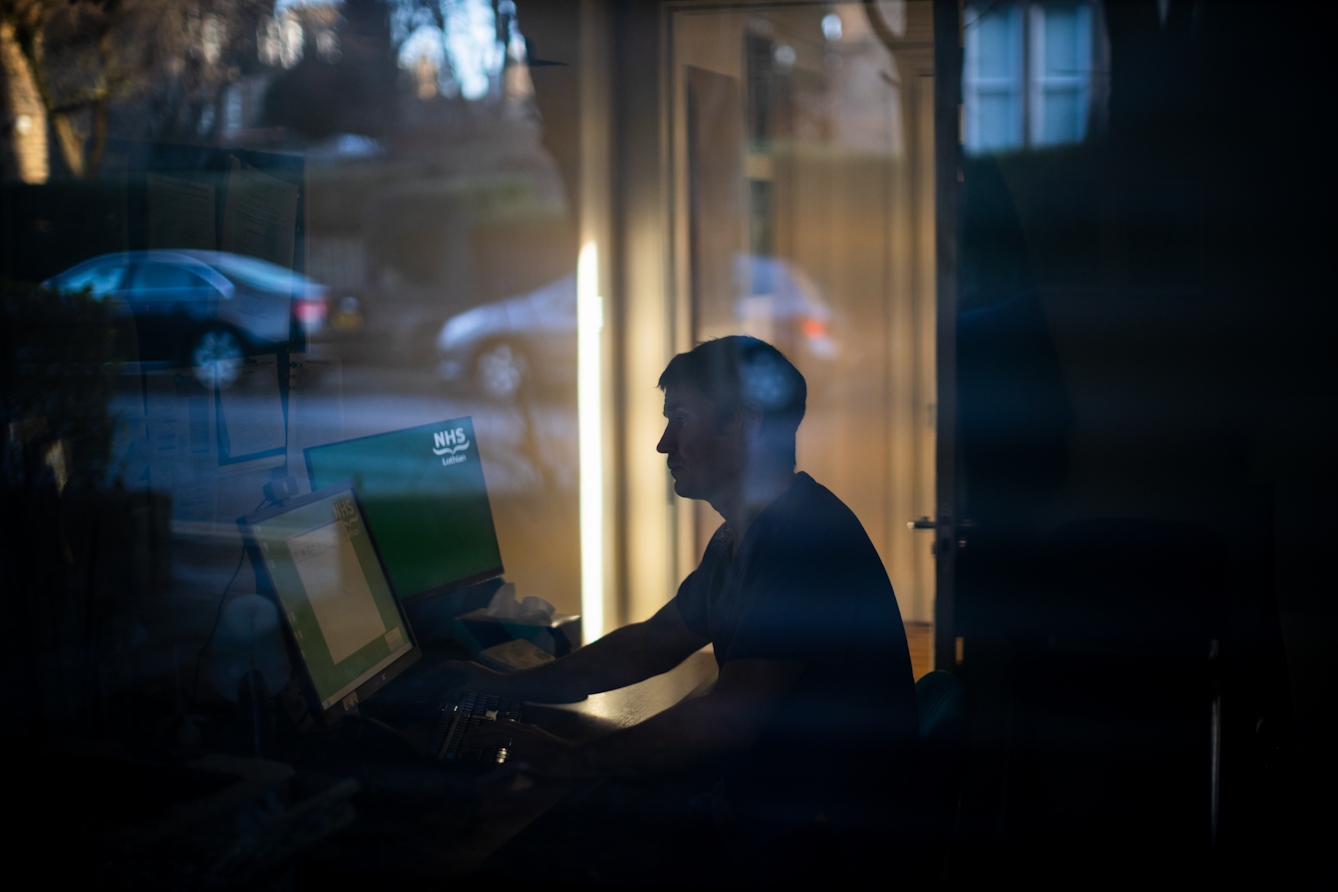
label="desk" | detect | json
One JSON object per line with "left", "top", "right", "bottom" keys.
{"left": 318, "top": 650, "right": 719, "bottom": 882}
{"left": 418, "top": 650, "right": 717, "bottom": 878}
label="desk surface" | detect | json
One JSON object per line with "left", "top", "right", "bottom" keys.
{"left": 531, "top": 649, "right": 718, "bottom": 734}
{"left": 417, "top": 650, "right": 719, "bottom": 879}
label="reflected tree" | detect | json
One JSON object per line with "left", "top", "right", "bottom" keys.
{"left": 0, "top": 0, "right": 268, "bottom": 180}
{"left": 262, "top": 0, "right": 399, "bottom": 139}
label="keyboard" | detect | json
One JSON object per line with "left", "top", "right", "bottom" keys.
{"left": 427, "top": 692, "right": 522, "bottom": 764}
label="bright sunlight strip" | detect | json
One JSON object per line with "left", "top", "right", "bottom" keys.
{"left": 577, "top": 240, "right": 604, "bottom": 642}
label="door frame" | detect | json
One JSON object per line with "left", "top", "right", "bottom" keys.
{"left": 931, "top": 0, "right": 961, "bottom": 671}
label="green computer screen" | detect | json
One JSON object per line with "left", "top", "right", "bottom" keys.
{"left": 304, "top": 416, "right": 503, "bottom": 600}
{"left": 250, "top": 489, "right": 413, "bottom": 710}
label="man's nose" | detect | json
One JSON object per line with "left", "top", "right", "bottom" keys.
{"left": 657, "top": 425, "right": 672, "bottom": 454}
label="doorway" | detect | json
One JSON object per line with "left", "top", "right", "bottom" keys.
{"left": 666, "top": 1, "right": 941, "bottom": 677}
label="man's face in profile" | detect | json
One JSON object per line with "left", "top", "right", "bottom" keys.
{"left": 657, "top": 386, "right": 746, "bottom": 502}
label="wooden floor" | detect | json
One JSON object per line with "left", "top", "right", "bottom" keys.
{"left": 905, "top": 621, "right": 933, "bottom": 681}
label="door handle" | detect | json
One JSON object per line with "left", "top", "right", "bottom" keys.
{"left": 907, "top": 517, "right": 976, "bottom": 531}
{"left": 908, "top": 517, "right": 976, "bottom": 553}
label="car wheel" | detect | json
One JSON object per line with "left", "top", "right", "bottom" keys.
{"left": 475, "top": 341, "right": 528, "bottom": 401}
{"left": 189, "top": 327, "right": 244, "bottom": 390}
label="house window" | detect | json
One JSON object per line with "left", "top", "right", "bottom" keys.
{"left": 964, "top": 2, "right": 1100, "bottom": 154}
{"left": 965, "top": 4, "right": 1025, "bottom": 152}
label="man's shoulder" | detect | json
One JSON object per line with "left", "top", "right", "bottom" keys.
{"left": 753, "top": 473, "right": 884, "bottom": 570}
{"left": 775, "top": 473, "right": 869, "bottom": 537}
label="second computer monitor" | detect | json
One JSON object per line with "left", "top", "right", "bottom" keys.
{"left": 241, "top": 483, "right": 419, "bottom": 721}
{"left": 304, "top": 416, "right": 504, "bottom": 601}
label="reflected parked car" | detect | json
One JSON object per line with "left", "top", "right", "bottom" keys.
{"left": 436, "top": 256, "right": 835, "bottom": 401}
{"left": 44, "top": 251, "right": 329, "bottom": 388}
{"left": 436, "top": 274, "right": 577, "bottom": 400}
{"left": 731, "top": 254, "right": 837, "bottom": 361}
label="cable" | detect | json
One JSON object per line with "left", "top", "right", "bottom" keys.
{"left": 191, "top": 495, "right": 269, "bottom": 706}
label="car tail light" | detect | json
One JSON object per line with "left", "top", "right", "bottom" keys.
{"left": 800, "top": 317, "right": 827, "bottom": 340}
{"left": 294, "top": 295, "right": 329, "bottom": 331}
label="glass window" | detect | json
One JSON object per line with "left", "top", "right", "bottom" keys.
{"left": 965, "top": 1, "right": 1098, "bottom": 154}
{"left": 210, "top": 252, "right": 314, "bottom": 294}
{"left": 965, "top": 4, "right": 1024, "bottom": 152}
{"left": 1031, "top": 2, "right": 1093, "bottom": 147}
{"left": 57, "top": 262, "right": 126, "bottom": 297}
{"left": 131, "top": 263, "right": 212, "bottom": 292}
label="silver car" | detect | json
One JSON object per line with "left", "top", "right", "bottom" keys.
{"left": 435, "top": 256, "right": 834, "bottom": 401}
{"left": 436, "top": 274, "right": 577, "bottom": 401}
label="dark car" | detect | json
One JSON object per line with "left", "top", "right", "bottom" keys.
{"left": 44, "top": 251, "right": 329, "bottom": 388}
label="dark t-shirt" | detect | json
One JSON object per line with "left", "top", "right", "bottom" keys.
{"left": 673, "top": 473, "right": 918, "bottom": 831}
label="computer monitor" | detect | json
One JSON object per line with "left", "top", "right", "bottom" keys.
{"left": 303, "top": 416, "right": 504, "bottom": 602}
{"left": 240, "top": 483, "right": 420, "bottom": 723}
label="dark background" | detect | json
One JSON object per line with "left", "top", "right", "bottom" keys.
{"left": 946, "top": 1, "right": 1333, "bottom": 884}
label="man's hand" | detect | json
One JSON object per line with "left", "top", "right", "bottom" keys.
{"left": 400, "top": 600, "right": 710, "bottom": 707}
{"left": 468, "top": 721, "right": 595, "bottom": 779}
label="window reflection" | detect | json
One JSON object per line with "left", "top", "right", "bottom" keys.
{"left": 963, "top": 1, "right": 1106, "bottom": 154}
{"left": 2, "top": 0, "right": 580, "bottom": 637}
{"left": 2, "top": 0, "right": 946, "bottom": 719}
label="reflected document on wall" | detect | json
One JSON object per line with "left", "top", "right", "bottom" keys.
{"left": 217, "top": 354, "right": 286, "bottom": 462}
{"left": 222, "top": 157, "right": 299, "bottom": 269}
{"left": 147, "top": 173, "right": 216, "bottom": 251}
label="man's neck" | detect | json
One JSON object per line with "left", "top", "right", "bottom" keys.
{"left": 710, "top": 466, "right": 797, "bottom": 546}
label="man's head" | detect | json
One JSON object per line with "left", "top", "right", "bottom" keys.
{"left": 656, "top": 337, "right": 807, "bottom": 502}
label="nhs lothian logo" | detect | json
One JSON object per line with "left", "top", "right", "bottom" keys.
{"left": 432, "top": 427, "right": 471, "bottom": 466}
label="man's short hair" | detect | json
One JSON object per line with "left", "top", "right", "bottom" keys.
{"left": 658, "top": 336, "right": 807, "bottom": 466}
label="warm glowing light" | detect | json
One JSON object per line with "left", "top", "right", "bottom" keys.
{"left": 577, "top": 240, "right": 604, "bottom": 642}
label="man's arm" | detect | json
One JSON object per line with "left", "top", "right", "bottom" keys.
{"left": 473, "top": 658, "right": 807, "bottom": 776}
{"left": 437, "top": 598, "right": 709, "bottom": 703}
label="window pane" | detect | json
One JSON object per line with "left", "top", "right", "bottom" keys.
{"left": 1039, "top": 88, "right": 1083, "bottom": 144}
{"left": 1031, "top": 2, "right": 1091, "bottom": 147}
{"left": 211, "top": 252, "right": 314, "bottom": 293}
{"left": 1043, "top": 5, "right": 1082, "bottom": 75}
{"left": 979, "top": 93, "right": 1023, "bottom": 150}
{"left": 60, "top": 264, "right": 125, "bottom": 297}
{"left": 977, "top": 8, "right": 1019, "bottom": 79}
{"left": 966, "top": 3, "right": 1023, "bottom": 153}
{"left": 133, "top": 263, "right": 207, "bottom": 290}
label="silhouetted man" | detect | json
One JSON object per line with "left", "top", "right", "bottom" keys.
{"left": 446, "top": 336, "right": 917, "bottom": 871}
